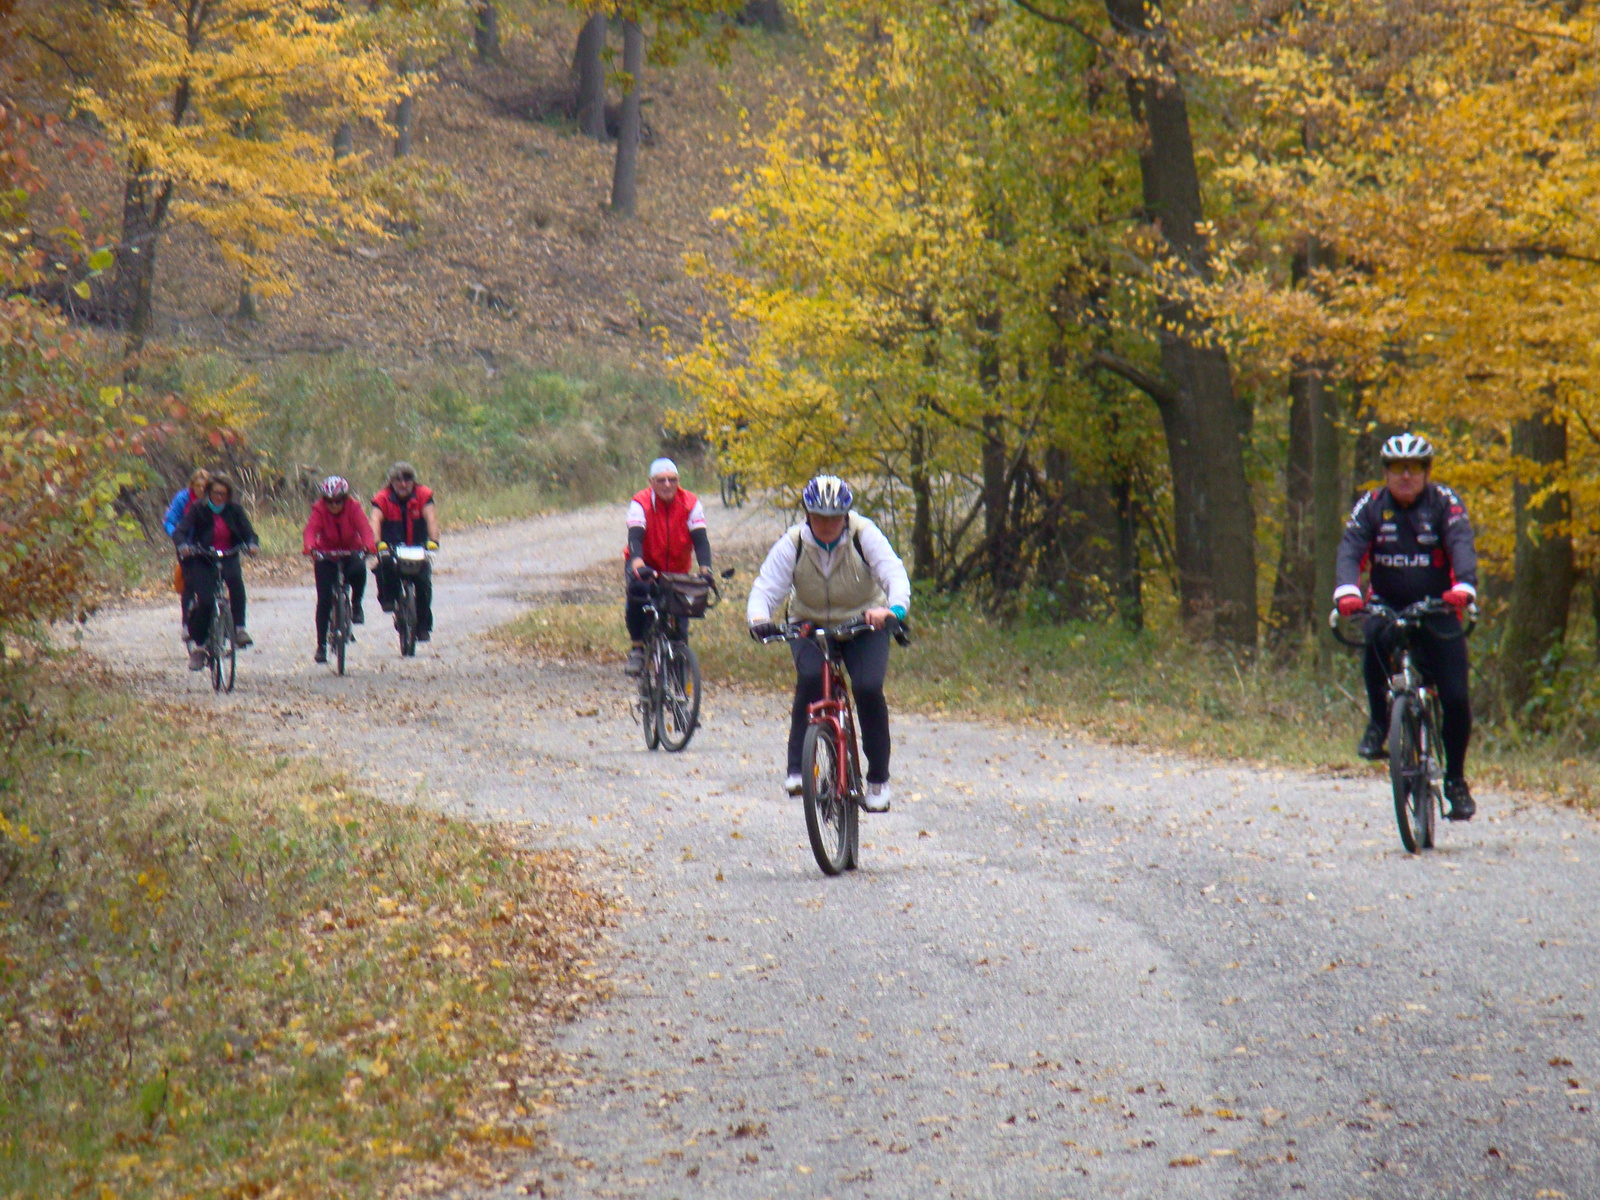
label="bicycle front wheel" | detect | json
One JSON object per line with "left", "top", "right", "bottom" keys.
{"left": 657, "top": 641, "right": 701, "bottom": 752}
{"left": 334, "top": 589, "right": 349, "bottom": 676}
{"left": 399, "top": 582, "right": 417, "bottom": 657}
{"left": 1389, "top": 698, "right": 1424, "bottom": 853}
{"left": 802, "top": 724, "right": 850, "bottom": 876}
{"left": 641, "top": 641, "right": 662, "bottom": 750}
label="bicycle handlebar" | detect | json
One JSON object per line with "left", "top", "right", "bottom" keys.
{"left": 758, "top": 615, "right": 910, "bottom": 648}
{"left": 1327, "top": 597, "right": 1478, "bottom": 648}
{"left": 181, "top": 544, "right": 246, "bottom": 560}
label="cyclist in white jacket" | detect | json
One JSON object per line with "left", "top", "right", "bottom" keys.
{"left": 747, "top": 475, "right": 910, "bottom": 809}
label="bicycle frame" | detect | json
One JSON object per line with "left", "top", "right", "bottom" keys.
{"left": 805, "top": 631, "right": 862, "bottom": 804}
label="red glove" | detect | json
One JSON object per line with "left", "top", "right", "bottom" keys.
{"left": 1336, "top": 594, "right": 1365, "bottom": 618}
{"left": 1442, "top": 587, "right": 1474, "bottom": 613}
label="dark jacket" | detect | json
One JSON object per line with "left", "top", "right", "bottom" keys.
{"left": 175, "top": 500, "right": 259, "bottom": 555}
{"left": 371, "top": 484, "right": 434, "bottom": 546}
{"left": 1334, "top": 482, "right": 1477, "bottom": 609}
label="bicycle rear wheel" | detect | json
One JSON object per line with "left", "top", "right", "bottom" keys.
{"left": 1389, "top": 698, "right": 1424, "bottom": 853}
{"left": 802, "top": 724, "right": 850, "bottom": 876}
{"left": 657, "top": 641, "right": 701, "bottom": 752}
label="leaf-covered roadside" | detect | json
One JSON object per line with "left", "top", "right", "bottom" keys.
{"left": 0, "top": 662, "right": 611, "bottom": 1199}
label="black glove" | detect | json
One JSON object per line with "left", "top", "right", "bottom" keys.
{"left": 750, "top": 621, "right": 779, "bottom": 642}
{"left": 699, "top": 564, "right": 714, "bottom": 580}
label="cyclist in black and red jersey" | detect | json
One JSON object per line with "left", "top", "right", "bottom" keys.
{"left": 1333, "top": 433, "right": 1479, "bottom": 819}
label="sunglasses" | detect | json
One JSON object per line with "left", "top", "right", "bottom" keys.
{"left": 1386, "top": 461, "right": 1430, "bottom": 476}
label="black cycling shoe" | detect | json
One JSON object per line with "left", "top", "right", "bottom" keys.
{"left": 1356, "top": 721, "right": 1387, "bottom": 761}
{"left": 351, "top": 603, "right": 365, "bottom": 625}
{"left": 314, "top": 645, "right": 327, "bottom": 664}
{"left": 1445, "top": 778, "right": 1475, "bottom": 821}
{"left": 416, "top": 629, "right": 431, "bottom": 643}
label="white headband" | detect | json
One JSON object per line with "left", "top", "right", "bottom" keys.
{"left": 649, "top": 457, "right": 679, "bottom": 479}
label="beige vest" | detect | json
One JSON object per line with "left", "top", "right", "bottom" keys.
{"left": 787, "top": 514, "right": 886, "bottom": 624}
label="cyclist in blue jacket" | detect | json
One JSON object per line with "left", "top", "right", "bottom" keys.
{"left": 163, "top": 468, "right": 211, "bottom": 648}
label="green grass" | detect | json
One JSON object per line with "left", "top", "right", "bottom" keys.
{"left": 0, "top": 662, "right": 609, "bottom": 1199}
{"left": 494, "top": 573, "right": 1600, "bottom": 810}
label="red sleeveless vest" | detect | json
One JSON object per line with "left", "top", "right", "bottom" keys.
{"left": 632, "top": 486, "right": 697, "bottom": 573}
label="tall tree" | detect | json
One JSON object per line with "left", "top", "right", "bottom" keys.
{"left": 1088, "top": 0, "right": 1258, "bottom": 646}
{"left": 7, "top": 0, "right": 399, "bottom": 351}
{"left": 1502, "top": 411, "right": 1574, "bottom": 716}
{"left": 574, "top": 11, "right": 609, "bottom": 140}
{"left": 610, "top": 18, "right": 645, "bottom": 214}
{"left": 474, "top": 1, "right": 500, "bottom": 62}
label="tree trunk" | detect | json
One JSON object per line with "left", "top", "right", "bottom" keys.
{"left": 1270, "top": 359, "right": 1315, "bottom": 646}
{"left": 332, "top": 120, "right": 353, "bottom": 159}
{"left": 394, "top": 51, "right": 415, "bottom": 158}
{"left": 1106, "top": 0, "right": 1257, "bottom": 647}
{"left": 609, "top": 20, "right": 643, "bottom": 216}
{"left": 235, "top": 278, "right": 258, "bottom": 322}
{"left": 1501, "top": 409, "right": 1574, "bottom": 716}
{"left": 741, "top": 0, "right": 785, "bottom": 30}
{"left": 909, "top": 421, "right": 936, "bottom": 581}
{"left": 112, "top": 170, "right": 172, "bottom": 354}
{"left": 1308, "top": 370, "right": 1343, "bottom": 669}
{"left": 575, "top": 12, "right": 608, "bottom": 141}
{"left": 474, "top": 2, "right": 500, "bottom": 62}
{"left": 1113, "top": 475, "right": 1143, "bottom": 631}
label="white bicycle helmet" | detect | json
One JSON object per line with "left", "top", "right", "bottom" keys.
{"left": 1380, "top": 432, "right": 1434, "bottom": 464}
{"left": 802, "top": 474, "right": 853, "bottom": 516}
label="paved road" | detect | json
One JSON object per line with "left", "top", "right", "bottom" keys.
{"left": 82, "top": 503, "right": 1600, "bottom": 1199}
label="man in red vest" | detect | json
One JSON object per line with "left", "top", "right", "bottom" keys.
{"left": 625, "top": 457, "right": 712, "bottom": 676}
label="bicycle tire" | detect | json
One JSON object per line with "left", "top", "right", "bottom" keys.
{"left": 334, "top": 586, "right": 349, "bottom": 676}
{"left": 399, "top": 582, "right": 417, "bottom": 657}
{"left": 1389, "top": 698, "right": 1423, "bottom": 853}
{"left": 657, "top": 641, "right": 701, "bottom": 752}
{"left": 843, "top": 721, "right": 862, "bottom": 871}
{"left": 802, "top": 724, "right": 850, "bottom": 876}
{"left": 1418, "top": 706, "right": 1440, "bottom": 850}
{"left": 641, "top": 638, "right": 662, "bottom": 750}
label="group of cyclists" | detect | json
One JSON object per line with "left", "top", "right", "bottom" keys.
{"left": 164, "top": 461, "right": 440, "bottom": 669}
{"left": 165, "top": 430, "right": 1480, "bottom": 817}
{"left": 626, "top": 433, "right": 1480, "bottom": 816}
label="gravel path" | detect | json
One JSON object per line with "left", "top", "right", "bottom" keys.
{"left": 81, "top": 503, "right": 1600, "bottom": 1200}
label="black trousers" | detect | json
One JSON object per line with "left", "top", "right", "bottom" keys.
{"left": 183, "top": 555, "right": 246, "bottom": 644}
{"left": 375, "top": 557, "right": 432, "bottom": 633}
{"left": 314, "top": 557, "right": 367, "bottom": 645}
{"left": 1364, "top": 613, "right": 1472, "bottom": 781}
{"left": 789, "top": 627, "right": 892, "bottom": 784}
{"left": 624, "top": 570, "right": 654, "bottom": 641}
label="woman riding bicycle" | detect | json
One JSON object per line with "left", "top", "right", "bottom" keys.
{"left": 1334, "top": 432, "right": 1479, "bottom": 819}
{"left": 747, "top": 475, "right": 910, "bottom": 809}
{"left": 303, "top": 475, "right": 377, "bottom": 664}
{"left": 174, "top": 474, "right": 259, "bottom": 669}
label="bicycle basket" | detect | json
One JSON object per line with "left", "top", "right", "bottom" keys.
{"left": 396, "top": 545, "right": 428, "bottom": 576}
{"left": 659, "top": 575, "right": 712, "bottom": 619}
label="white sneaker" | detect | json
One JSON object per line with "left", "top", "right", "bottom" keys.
{"left": 783, "top": 773, "right": 803, "bottom": 796}
{"left": 862, "top": 781, "right": 891, "bottom": 813}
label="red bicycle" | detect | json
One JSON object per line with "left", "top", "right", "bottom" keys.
{"left": 761, "top": 617, "right": 908, "bottom": 876}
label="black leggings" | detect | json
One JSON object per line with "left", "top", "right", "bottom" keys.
{"left": 375, "top": 557, "right": 432, "bottom": 633}
{"left": 1364, "top": 614, "right": 1472, "bottom": 781}
{"left": 314, "top": 557, "right": 367, "bottom": 645}
{"left": 182, "top": 556, "right": 246, "bottom": 644}
{"left": 789, "top": 628, "right": 892, "bottom": 784}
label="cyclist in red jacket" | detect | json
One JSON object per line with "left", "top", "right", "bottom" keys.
{"left": 303, "top": 476, "right": 378, "bottom": 664}
{"left": 370, "top": 462, "right": 439, "bottom": 642}
{"left": 624, "top": 457, "right": 712, "bottom": 676}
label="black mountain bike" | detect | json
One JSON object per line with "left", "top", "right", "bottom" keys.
{"left": 316, "top": 550, "right": 362, "bottom": 675}
{"left": 198, "top": 546, "right": 241, "bottom": 694}
{"left": 1332, "top": 597, "right": 1476, "bottom": 853}
{"left": 760, "top": 617, "right": 909, "bottom": 876}
{"left": 635, "top": 570, "right": 729, "bottom": 752}
{"left": 380, "top": 544, "right": 430, "bottom": 657}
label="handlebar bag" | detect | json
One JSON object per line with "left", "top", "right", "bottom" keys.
{"left": 396, "top": 545, "right": 429, "bottom": 576}
{"left": 660, "top": 576, "right": 712, "bottom": 619}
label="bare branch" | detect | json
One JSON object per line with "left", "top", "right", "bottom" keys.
{"left": 1009, "top": 0, "right": 1105, "bottom": 47}
{"left": 1089, "top": 348, "right": 1178, "bottom": 409}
